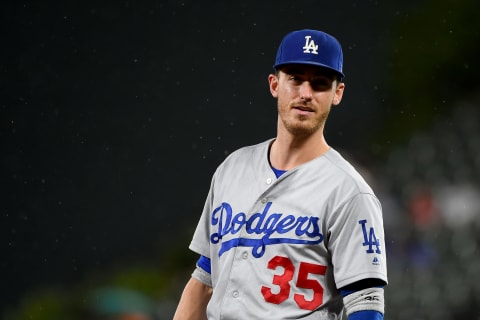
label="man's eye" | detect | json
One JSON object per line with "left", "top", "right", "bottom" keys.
{"left": 289, "top": 76, "right": 301, "bottom": 82}
{"left": 312, "top": 80, "right": 332, "bottom": 90}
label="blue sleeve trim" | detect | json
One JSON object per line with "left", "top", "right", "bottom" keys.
{"left": 340, "top": 289, "right": 355, "bottom": 297}
{"left": 348, "top": 310, "right": 383, "bottom": 320}
{"left": 196, "top": 255, "right": 211, "bottom": 274}
{"left": 340, "top": 286, "right": 385, "bottom": 297}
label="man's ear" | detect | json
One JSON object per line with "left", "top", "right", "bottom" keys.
{"left": 332, "top": 82, "right": 345, "bottom": 106}
{"left": 268, "top": 74, "right": 279, "bottom": 98}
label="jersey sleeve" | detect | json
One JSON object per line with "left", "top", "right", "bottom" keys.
{"left": 189, "top": 173, "right": 217, "bottom": 259}
{"left": 327, "top": 192, "right": 388, "bottom": 289}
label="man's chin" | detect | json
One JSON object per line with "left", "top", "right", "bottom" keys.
{"left": 285, "top": 124, "right": 319, "bottom": 138}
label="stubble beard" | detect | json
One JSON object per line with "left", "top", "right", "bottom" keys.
{"left": 278, "top": 103, "right": 330, "bottom": 138}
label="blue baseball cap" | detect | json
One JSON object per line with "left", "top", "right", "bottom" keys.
{"left": 273, "top": 29, "right": 345, "bottom": 80}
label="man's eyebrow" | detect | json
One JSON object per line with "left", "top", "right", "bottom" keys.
{"left": 313, "top": 69, "right": 336, "bottom": 78}
{"left": 313, "top": 72, "right": 330, "bottom": 77}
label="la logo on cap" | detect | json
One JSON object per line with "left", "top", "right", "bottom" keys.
{"left": 302, "top": 36, "right": 318, "bottom": 54}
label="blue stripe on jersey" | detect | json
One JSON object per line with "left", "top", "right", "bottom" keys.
{"left": 348, "top": 310, "right": 383, "bottom": 320}
{"left": 197, "top": 255, "right": 211, "bottom": 274}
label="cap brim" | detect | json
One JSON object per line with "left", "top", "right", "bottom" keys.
{"left": 273, "top": 61, "right": 345, "bottom": 79}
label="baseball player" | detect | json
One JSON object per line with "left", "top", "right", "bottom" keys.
{"left": 173, "top": 29, "right": 388, "bottom": 320}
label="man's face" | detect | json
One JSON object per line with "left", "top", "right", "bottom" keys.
{"left": 268, "top": 64, "right": 345, "bottom": 138}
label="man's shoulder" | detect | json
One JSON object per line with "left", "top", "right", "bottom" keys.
{"left": 223, "top": 139, "right": 273, "bottom": 163}
{"left": 322, "top": 148, "right": 375, "bottom": 194}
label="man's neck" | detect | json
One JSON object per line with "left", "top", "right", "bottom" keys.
{"left": 269, "top": 130, "right": 330, "bottom": 171}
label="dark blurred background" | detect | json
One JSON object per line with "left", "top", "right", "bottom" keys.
{"left": 2, "top": 0, "right": 480, "bottom": 319}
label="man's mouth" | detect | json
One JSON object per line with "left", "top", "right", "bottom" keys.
{"left": 293, "top": 106, "right": 314, "bottom": 115}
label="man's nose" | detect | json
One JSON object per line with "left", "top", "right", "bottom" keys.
{"left": 299, "top": 82, "right": 313, "bottom": 101}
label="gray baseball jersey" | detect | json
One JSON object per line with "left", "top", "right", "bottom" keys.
{"left": 190, "top": 139, "right": 388, "bottom": 319}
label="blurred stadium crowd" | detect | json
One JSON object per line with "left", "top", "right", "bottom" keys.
{"left": 382, "top": 102, "right": 480, "bottom": 319}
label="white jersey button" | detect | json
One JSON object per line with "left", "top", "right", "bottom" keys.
{"left": 266, "top": 178, "right": 272, "bottom": 185}
{"left": 232, "top": 290, "right": 239, "bottom": 298}
{"left": 261, "top": 198, "right": 268, "bottom": 204}
{"left": 242, "top": 252, "right": 248, "bottom": 259}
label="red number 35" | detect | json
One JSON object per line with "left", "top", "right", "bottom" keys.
{"left": 261, "top": 256, "right": 326, "bottom": 311}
